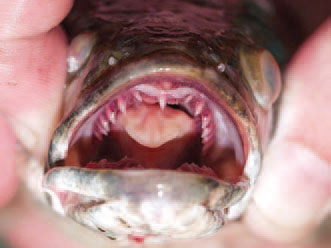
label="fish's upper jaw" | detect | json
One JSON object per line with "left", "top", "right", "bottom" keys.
{"left": 46, "top": 54, "right": 264, "bottom": 243}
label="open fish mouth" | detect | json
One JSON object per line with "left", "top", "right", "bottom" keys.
{"left": 65, "top": 75, "right": 244, "bottom": 182}
{"left": 44, "top": 54, "right": 256, "bottom": 242}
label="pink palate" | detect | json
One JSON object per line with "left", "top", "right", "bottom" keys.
{"left": 93, "top": 82, "right": 216, "bottom": 152}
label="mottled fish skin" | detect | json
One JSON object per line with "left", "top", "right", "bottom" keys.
{"left": 44, "top": 0, "right": 285, "bottom": 244}
{"left": 64, "top": 0, "right": 282, "bottom": 84}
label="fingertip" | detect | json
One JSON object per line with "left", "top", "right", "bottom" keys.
{"left": 0, "top": 0, "right": 74, "bottom": 40}
{"left": 245, "top": 19, "right": 331, "bottom": 243}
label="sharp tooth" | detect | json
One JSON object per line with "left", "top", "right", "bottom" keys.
{"left": 109, "top": 111, "right": 116, "bottom": 124}
{"left": 100, "top": 129, "right": 108, "bottom": 136}
{"left": 105, "top": 106, "right": 116, "bottom": 124}
{"left": 96, "top": 122, "right": 108, "bottom": 136}
{"left": 201, "top": 127, "right": 210, "bottom": 138}
{"left": 134, "top": 91, "right": 142, "bottom": 102}
{"left": 100, "top": 115, "right": 109, "bottom": 132}
{"left": 118, "top": 98, "right": 127, "bottom": 113}
{"left": 202, "top": 133, "right": 212, "bottom": 143}
{"left": 202, "top": 116, "right": 211, "bottom": 129}
{"left": 194, "top": 101, "right": 204, "bottom": 116}
{"left": 159, "top": 94, "right": 166, "bottom": 110}
{"left": 184, "top": 95, "right": 193, "bottom": 104}
{"left": 202, "top": 132, "right": 214, "bottom": 154}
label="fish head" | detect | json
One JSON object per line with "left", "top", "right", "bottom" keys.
{"left": 44, "top": 0, "right": 282, "bottom": 243}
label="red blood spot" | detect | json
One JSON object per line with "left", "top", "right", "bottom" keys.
{"left": 129, "top": 234, "right": 145, "bottom": 244}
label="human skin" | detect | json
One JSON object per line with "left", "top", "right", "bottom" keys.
{"left": 0, "top": 0, "right": 330, "bottom": 247}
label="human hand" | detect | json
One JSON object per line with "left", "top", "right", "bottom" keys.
{"left": 0, "top": 0, "right": 329, "bottom": 247}
{"left": 0, "top": 0, "right": 81, "bottom": 247}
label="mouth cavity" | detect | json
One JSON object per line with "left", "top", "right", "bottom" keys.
{"left": 64, "top": 78, "right": 245, "bottom": 183}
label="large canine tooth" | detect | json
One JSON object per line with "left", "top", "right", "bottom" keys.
{"left": 159, "top": 94, "right": 167, "bottom": 110}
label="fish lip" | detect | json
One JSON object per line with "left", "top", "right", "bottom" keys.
{"left": 43, "top": 167, "right": 248, "bottom": 209}
{"left": 47, "top": 54, "right": 262, "bottom": 218}
{"left": 43, "top": 167, "right": 249, "bottom": 240}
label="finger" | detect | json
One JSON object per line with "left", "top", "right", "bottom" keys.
{"left": 0, "top": 0, "right": 74, "bottom": 40}
{"left": 245, "top": 19, "right": 331, "bottom": 242}
{"left": 0, "top": 27, "right": 67, "bottom": 157}
{"left": 1, "top": 204, "right": 111, "bottom": 248}
{"left": 0, "top": 116, "right": 18, "bottom": 207}
{"left": 4, "top": 213, "right": 81, "bottom": 248}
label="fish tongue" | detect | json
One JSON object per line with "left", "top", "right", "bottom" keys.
{"left": 117, "top": 103, "right": 196, "bottom": 148}
{"left": 110, "top": 103, "right": 200, "bottom": 169}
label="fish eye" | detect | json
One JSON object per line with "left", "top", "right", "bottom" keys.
{"left": 239, "top": 46, "right": 281, "bottom": 109}
{"left": 67, "top": 33, "right": 96, "bottom": 74}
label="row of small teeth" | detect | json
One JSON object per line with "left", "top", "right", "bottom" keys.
{"left": 93, "top": 88, "right": 215, "bottom": 150}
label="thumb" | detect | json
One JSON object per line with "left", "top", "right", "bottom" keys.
{"left": 245, "top": 18, "right": 331, "bottom": 242}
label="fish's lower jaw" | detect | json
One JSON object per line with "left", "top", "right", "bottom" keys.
{"left": 71, "top": 199, "right": 225, "bottom": 243}
{"left": 44, "top": 169, "right": 247, "bottom": 243}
